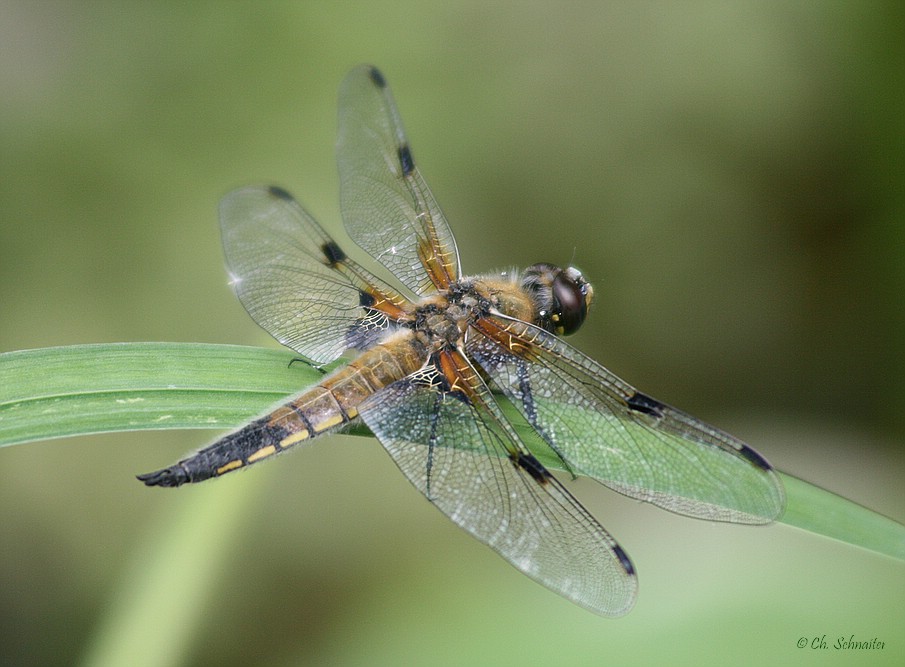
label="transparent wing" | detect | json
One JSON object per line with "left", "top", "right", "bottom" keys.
{"left": 337, "top": 65, "right": 460, "bottom": 294}
{"left": 358, "top": 348, "right": 637, "bottom": 616}
{"left": 467, "top": 316, "right": 785, "bottom": 524}
{"left": 219, "top": 185, "right": 412, "bottom": 364}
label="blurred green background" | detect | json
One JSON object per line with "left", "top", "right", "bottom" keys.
{"left": 1, "top": 2, "right": 903, "bottom": 666}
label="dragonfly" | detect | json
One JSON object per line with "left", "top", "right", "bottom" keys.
{"left": 138, "top": 65, "right": 785, "bottom": 616}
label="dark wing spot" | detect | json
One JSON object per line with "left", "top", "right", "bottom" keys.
{"left": 737, "top": 444, "right": 773, "bottom": 471}
{"left": 398, "top": 144, "right": 415, "bottom": 176}
{"left": 321, "top": 241, "right": 347, "bottom": 266}
{"left": 346, "top": 291, "right": 388, "bottom": 351}
{"left": 626, "top": 391, "right": 665, "bottom": 419}
{"left": 612, "top": 544, "right": 635, "bottom": 576}
{"left": 513, "top": 452, "right": 552, "bottom": 484}
{"left": 368, "top": 66, "right": 387, "bottom": 88}
{"left": 359, "top": 290, "right": 376, "bottom": 307}
{"left": 267, "top": 185, "right": 294, "bottom": 201}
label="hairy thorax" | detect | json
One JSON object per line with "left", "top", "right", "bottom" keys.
{"left": 409, "top": 275, "right": 536, "bottom": 355}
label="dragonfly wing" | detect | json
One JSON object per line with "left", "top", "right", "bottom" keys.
{"left": 467, "top": 316, "right": 785, "bottom": 524}
{"left": 220, "top": 185, "right": 411, "bottom": 363}
{"left": 337, "top": 65, "right": 460, "bottom": 294}
{"left": 358, "top": 347, "right": 637, "bottom": 616}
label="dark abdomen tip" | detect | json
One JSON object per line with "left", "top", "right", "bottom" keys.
{"left": 136, "top": 465, "right": 189, "bottom": 488}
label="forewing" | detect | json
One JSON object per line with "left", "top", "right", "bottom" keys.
{"left": 468, "top": 316, "right": 785, "bottom": 524}
{"left": 219, "top": 185, "right": 411, "bottom": 364}
{"left": 358, "top": 348, "right": 637, "bottom": 616}
{"left": 337, "top": 65, "right": 460, "bottom": 294}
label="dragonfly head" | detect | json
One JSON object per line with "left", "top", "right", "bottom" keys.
{"left": 521, "top": 263, "right": 594, "bottom": 336}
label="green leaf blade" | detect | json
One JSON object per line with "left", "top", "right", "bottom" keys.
{"left": 0, "top": 343, "right": 323, "bottom": 447}
{"left": 778, "top": 472, "right": 905, "bottom": 560}
{"left": 1, "top": 342, "right": 902, "bottom": 560}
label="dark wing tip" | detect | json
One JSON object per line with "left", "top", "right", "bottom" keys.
{"left": 136, "top": 466, "right": 188, "bottom": 488}
{"left": 737, "top": 443, "right": 773, "bottom": 471}
{"left": 266, "top": 185, "right": 295, "bottom": 201}
{"left": 611, "top": 544, "right": 636, "bottom": 577}
{"left": 368, "top": 66, "right": 387, "bottom": 88}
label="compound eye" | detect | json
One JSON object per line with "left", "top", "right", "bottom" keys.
{"left": 551, "top": 269, "right": 591, "bottom": 336}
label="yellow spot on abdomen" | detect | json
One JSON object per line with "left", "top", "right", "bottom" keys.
{"left": 216, "top": 459, "right": 243, "bottom": 475}
{"left": 247, "top": 444, "right": 276, "bottom": 463}
{"left": 313, "top": 414, "right": 344, "bottom": 433}
{"left": 279, "top": 429, "right": 310, "bottom": 448}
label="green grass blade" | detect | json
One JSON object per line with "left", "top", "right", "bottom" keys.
{"left": 778, "top": 472, "right": 904, "bottom": 559}
{"left": 0, "top": 342, "right": 336, "bottom": 447}
{"left": 1, "top": 342, "right": 902, "bottom": 560}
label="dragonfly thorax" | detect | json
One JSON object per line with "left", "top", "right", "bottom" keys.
{"left": 410, "top": 279, "right": 495, "bottom": 352}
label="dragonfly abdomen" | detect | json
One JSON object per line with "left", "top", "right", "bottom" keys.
{"left": 138, "top": 334, "right": 423, "bottom": 488}
{"left": 135, "top": 413, "right": 293, "bottom": 487}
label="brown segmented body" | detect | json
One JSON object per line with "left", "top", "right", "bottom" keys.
{"left": 267, "top": 332, "right": 423, "bottom": 448}
{"left": 267, "top": 276, "right": 537, "bottom": 448}
{"left": 139, "top": 275, "right": 539, "bottom": 486}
